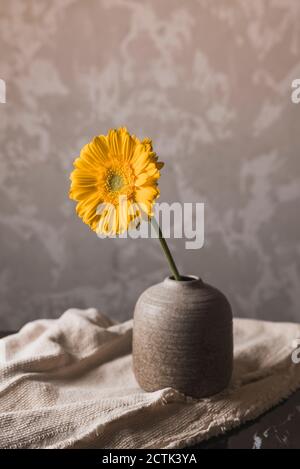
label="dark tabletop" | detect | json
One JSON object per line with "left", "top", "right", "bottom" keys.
{"left": 1, "top": 331, "right": 300, "bottom": 449}
{"left": 193, "top": 391, "right": 300, "bottom": 449}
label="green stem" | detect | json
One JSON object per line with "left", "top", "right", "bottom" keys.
{"left": 151, "top": 217, "right": 181, "bottom": 281}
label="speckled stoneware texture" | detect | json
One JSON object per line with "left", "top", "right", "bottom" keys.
{"left": 133, "top": 276, "right": 233, "bottom": 398}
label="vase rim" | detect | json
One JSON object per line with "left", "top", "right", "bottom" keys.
{"left": 164, "top": 275, "right": 202, "bottom": 286}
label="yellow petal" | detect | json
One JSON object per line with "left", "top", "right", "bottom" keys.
{"left": 122, "top": 132, "right": 135, "bottom": 161}
{"left": 135, "top": 186, "right": 159, "bottom": 215}
{"left": 94, "top": 135, "right": 109, "bottom": 155}
{"left": 107, "top": 129, "right": 123, "bottom": 157}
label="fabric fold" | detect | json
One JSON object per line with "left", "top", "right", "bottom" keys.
{"left": 0, "top": 308, "right": 299, "bottom": 449}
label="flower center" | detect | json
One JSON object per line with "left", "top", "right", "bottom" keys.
{"left": 107, "top": 171, "right": 124, "bottom": 192}
{"left": 101, "top": 164, "right": 135, "bottom": 205}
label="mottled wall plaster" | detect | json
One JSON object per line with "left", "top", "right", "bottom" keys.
{"left": 0, "top": 0, "right": 300, "bottom": 329}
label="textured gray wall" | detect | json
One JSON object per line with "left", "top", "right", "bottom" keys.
{"left": 0, "top": 0, "right": 300, "bottom": 329}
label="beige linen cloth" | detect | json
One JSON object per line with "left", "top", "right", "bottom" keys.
{"left": 0, "top": 308, "right": 300, "bottom": 449}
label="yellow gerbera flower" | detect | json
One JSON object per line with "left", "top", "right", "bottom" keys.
{"left": 69, "top": 127, "right": 164, "bottom": 235}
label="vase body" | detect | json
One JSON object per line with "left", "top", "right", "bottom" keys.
{"left": 133, "top": 276, "right": 233, "bottom": 398}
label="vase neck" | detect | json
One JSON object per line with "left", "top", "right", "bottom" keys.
{"left": 163, "top": 275, "right": 203, "bottom": 288}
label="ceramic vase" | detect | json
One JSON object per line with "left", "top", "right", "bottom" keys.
{"left": 133, "top": 276, "right": 233, "bottom": 398}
